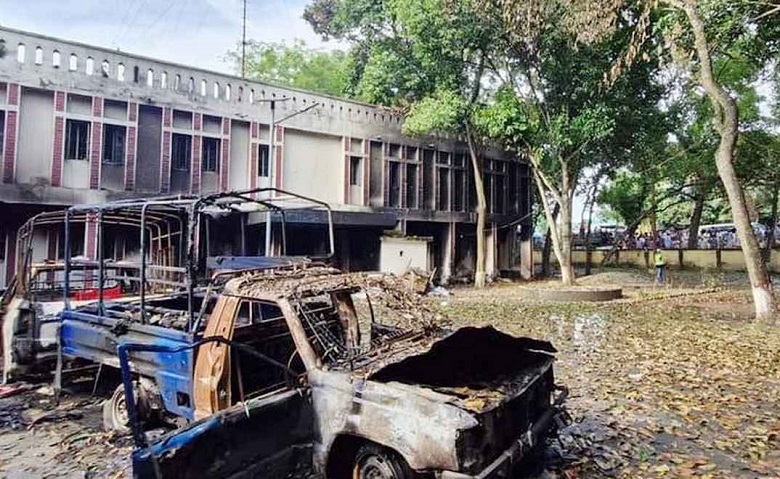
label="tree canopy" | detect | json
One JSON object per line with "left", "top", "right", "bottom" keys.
{"left": 225, "top": 39, "right": 351, "bottom": 97}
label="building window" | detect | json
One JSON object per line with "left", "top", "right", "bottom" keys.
{"left": 437, "top": 167, "right": 449, "bottom": 211}
{"left": 249, "top": 89, "right": 255, "bottom": 104}
{"left": 388, "top": 143, "right": 401, "bottom": 159}
{"left": 349, "top": 157, "right": 362, "bottom": 186}
{"left": 388, "top": 162, "right": 401, "bottom": 207}
{"left": 35, "top": 46, "right": 43, "bottom": 65}
{"left": 258, "top": 144, "right": 270, "bottom": 177}
{"left": 200, "top": 79, "right": 207, "bottom": 96}
{"left": 102, "top": 60, "right": 110, "bottom": 77}
{"left": 69, "top": 54, "right": 78, "bottom": 71}
{"left": 52, "top": 50, "right": 61, "bottom": 68}
{"left": 225, "top": 84, "right": 231, "bottom": 101}
{"left": 102, "top": 124, "right": 126, "bottom": 165}
{"left": 213, "top": 82, "right": 220, "bottom": 99}
{"left": 117, "top": 63, "right": 125, "bottom": 81}
{"left": 188, "top": 77, "right": 195, "bottom": 93}
{"left": 16, "top": 43, "right": 25, "bottom": 63}
{"left": 171, "top": 134, "right": 191, "bottom": 171}
{"left": 65, "top": 120, "right": 90, "bottom": 160}
{"left": 161, "top": 71, "right": 168, "bottom": 88}
{"left": 202, "top": 137, "right": 220, "bottom": 172}
{"left": 174, "top": 74, "right": 181, "bottom": 91}
{"left": 237, "top": 86, "right": 243, "bottom": 102}
{"left": 86, "top": 57, "right": 94, "bottom": 75}
{"left": 452, "top": 170, "right": 465, "bottom": 212}
{"left": 406, "top": 163, "right": 418, "bottom": 208}
{"left": 146, "top": 69, "right": 154, "bottom": 87}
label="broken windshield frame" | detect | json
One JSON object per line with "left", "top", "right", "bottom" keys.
{"left": 291, "top": 286, "right": 428, "bottom": 366}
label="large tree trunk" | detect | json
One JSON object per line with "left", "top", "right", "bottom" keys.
{"left": 467, "top": 129, "right": 488, "bottom": 288}
{"left": 688, "top": 189, "right": 705, "bottom": 249}
{"left": 558, "top": 198, "right": 575, "bottom": 285}
{"left": 531, "top": 158, "right": 575, "bottom": 286}
{"left": 682, "top": 2, "right": 775, "bottom": 319}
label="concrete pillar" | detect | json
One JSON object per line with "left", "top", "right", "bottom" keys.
{"left": 440, "top": 222, "right": 454, "bottom": 285}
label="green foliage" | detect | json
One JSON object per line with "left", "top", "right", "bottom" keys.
{"left": 225, "top": 39, "right": 351, "bottom": 97}
{"left": 598, "top": 171, "right": 648, "bottom": 227}
{"left": 402, "top": 89, "right": 465, "bottom": 136}
{"left": 305, "top": 0, "right": 496, "bottom": 107}
{"left": 473, "top": 87, "right": 538, "bottom": 149}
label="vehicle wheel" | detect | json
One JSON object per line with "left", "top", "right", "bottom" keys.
{"left": 352, "top": 444, "right": 415, "bottom": 479}
{"left": 102, "top": 384, "right": 130, "bottom": 433}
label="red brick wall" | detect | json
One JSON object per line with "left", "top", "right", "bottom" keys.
{"left": 250, "top": 140, "right": 258, "bottom": 189}
{"left": 3, "top": 111, "right": 17, "bottom": 184}
{"left": 220, "top": 119, "right": 230, "bottom": 191}
{"left": 124, "top": 102, "right": 138, "bottom": 190}
{"left": 161, "top": 130, "right": 171, "bottom": 192}
{"left": 191, "top": 134, "right": 201, "bottom": 193}
{"left": 125, "top": 126, "right": 137, "bottom": 190}
{"left": 51, "top": 117, "right": 64, "bottom": 186}
{"left": 7, "top": 83, "right": 19, "bottom": 106}
{"left": 90, "top": 122, "right": 102, "bottom": 189}
{"left": 128, "top": 101, "right": 137, "bottom": 122}
{"left": 85, "top": 216, "right": 98, "bottom": 260}
{"left": 54, "top": 91, "right": 65, "bottom": 111}
{"left": 161, "top": 107, "right": 172, "bottom": 193}
{"left": 89, "top": 97, "right": 103, "bottom": 189}
{"left": 51, "top": 91, "right": 66, "bottom": 186}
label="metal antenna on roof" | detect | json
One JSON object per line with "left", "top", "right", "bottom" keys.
{"left": 241, "top": 0, "right": 247, "bottom": 78}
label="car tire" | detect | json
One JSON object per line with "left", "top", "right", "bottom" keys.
{"left": 102, "top": 384, "right": 130, "bottom": 433}
{"left": 352, "top": 443, "right": 415, "bottom": 479}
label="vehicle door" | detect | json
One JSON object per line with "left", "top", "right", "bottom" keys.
{"left": 124, "top": 297, "right": 314, "bottom": 479}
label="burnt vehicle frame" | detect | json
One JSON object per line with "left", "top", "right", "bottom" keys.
{"left": 2, "top": 208, "right": 195, "bottom": 382}
{"left": 118, "top": 266, "right": 569, "bottom": 479}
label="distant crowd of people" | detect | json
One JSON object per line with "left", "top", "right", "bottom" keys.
{"left": 534, "top": 223, "right": 780, "bottom": 251}
{"left": 614, "top": 224, "right": 779, "bottom": 250}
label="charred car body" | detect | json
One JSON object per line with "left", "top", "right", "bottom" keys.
{"left": 119, "top": 267, "right": 568, "bottom": 479}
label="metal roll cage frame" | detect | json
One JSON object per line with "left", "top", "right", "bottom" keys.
{"left": 61, "top": 188, "right": 334, "bottom": 332}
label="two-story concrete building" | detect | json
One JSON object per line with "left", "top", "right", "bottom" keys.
{"left": 0, "top": 27, "right": 533, "bottom": 289}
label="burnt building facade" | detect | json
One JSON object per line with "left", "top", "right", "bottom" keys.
{"left": 0, "top": 27, "right": 533, "bottom": 288}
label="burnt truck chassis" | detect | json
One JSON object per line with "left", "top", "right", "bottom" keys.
{"left": 115, "top": 268, "right": 570, "bottom": 479}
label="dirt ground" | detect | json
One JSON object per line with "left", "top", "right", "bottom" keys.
{"left": 2, "top": 268, "right": 779, "bottom": 478}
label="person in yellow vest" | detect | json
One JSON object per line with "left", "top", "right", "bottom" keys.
{"left": 654, "top": 248, "right": 666, "bottom": 285}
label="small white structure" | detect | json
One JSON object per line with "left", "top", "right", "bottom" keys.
{"left": 379, "top": 235, "right": 432, "bottom": 275}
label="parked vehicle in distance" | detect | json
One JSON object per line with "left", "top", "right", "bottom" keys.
{"left": 119, "top": 266, "right": 569, "bottom": 479}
